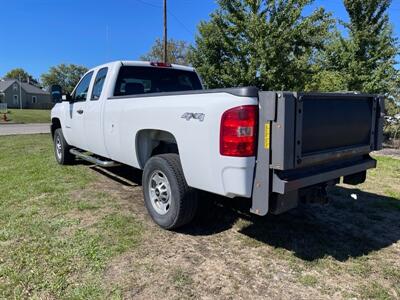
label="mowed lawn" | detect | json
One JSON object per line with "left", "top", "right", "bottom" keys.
{"left": 2, "top": 109, "right": 51, "bottom": 123}
{"left": 0, "top": 135, "right": 142, "bottom": 299}
{"left": 0, "top": 134, "right": 399, "bottom": 299}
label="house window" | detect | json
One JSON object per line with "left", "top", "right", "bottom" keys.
{"left": 32, "top": 96, "right": 37, "bottom": 104}
{"left": 13, "top": 95, "right": 19, "bottom": 105}
{"left": 13, "top": 83, "right": 18, "bottom": 91}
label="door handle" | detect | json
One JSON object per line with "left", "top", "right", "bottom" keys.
{"left": 77, "top": 109, "right": 84, "bottom": 115}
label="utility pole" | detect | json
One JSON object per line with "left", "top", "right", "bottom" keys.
{"left": 163, "top": 0, "right": 168, "bottom": 63}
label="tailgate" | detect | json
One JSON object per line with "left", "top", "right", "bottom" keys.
{"left": 251, "top": 91, "right": 384, "bottom": 216}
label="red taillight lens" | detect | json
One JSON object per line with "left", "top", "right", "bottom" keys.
{"left": 220, "top": 105, "right": 258, "bottom": 157}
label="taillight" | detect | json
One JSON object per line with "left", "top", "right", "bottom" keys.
{"left": 220, "top": 105, "right": 258, "bottom": 157}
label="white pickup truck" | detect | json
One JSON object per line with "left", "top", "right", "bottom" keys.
{"left": 51, "top": 61, "right": 384, "bottom": 229}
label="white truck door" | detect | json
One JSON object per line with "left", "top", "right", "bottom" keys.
{"left": 67, "top": 71, "right": 93, "bottom": 150}
{"left": 84, "top": 67, "right": 109, "bottom": 157}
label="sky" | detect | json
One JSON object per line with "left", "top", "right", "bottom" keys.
{"left": 0, "top": 0, "right": 399, "bottom": 80}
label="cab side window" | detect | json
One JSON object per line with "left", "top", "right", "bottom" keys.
{"left": 72, "top": 72, "right": 93, "bottom": 102}
{"left": 91, "top": 68, "right": 108, "bottom": 100}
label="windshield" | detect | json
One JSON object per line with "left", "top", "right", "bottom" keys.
{"left": 114, "top": 66, "right": 203, "bottom": 96}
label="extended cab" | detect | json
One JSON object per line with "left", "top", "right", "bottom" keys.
{"left": 51, "top": 61, "right": 384, "bottom": 229}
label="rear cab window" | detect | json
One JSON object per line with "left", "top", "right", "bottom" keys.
{"left": 113, "top": 66, "right": 203, "bottom": 97}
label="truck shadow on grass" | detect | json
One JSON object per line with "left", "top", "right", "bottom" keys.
{"left": 192, "top": 187, "right": 400, "bottom": 262}
{"left": 89, "top": 163, "right": 400, "bottom": 262}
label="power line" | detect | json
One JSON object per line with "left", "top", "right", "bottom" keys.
{"left": 135, "top": 0, "right": 160, "bottom": 9}
{"left": 134, "top": 0, "right": 194, "bottom": 35}
{"left": 168, "top": 9, "right": 194, "bottom": 35}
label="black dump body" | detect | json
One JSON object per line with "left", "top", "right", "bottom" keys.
{"left": 251, "top": 91, "right": 384, "bottom": 216}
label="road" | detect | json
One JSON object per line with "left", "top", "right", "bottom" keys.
{"left": 0, "top": 123, "right": 50, "bottom": 136}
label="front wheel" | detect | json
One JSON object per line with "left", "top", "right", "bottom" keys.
{"left": 53, "top": 128, "right": 75, "bottom": 165}
{"left": 142, "top": 154, "right": 198, "bottom": 229}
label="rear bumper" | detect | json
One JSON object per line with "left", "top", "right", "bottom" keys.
{"left": 272, "top": 157, "right": 376, "bottom": 194}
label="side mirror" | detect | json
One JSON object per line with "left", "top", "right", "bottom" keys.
{"left": 62, "top": 94, "right": 73, "bottom": 102}
{"left": 50, "top": 85, "right": 63, "bottom": 103}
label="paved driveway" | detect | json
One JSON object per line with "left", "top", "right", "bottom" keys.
{"left": 0, "top": 123, "right": 50, "bottom": 136}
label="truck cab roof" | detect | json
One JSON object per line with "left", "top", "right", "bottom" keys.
{"left": 92, "top": 61, "right": 196, "bottom": 73}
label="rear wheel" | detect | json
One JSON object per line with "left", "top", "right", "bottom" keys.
{"left": 142, "top": 154, "right": 198, "bottom": 229}
{"left": 53, "top": 128, "right": 74, "bottom": 165}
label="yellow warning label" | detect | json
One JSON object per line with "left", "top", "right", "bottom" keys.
{"left": 264, "top": 123, "right": 271, "bottom": 149}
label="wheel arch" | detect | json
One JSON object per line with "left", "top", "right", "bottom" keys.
{"left": 135, "top": 129, "right": 180, "bottom": 169}
{"left": 51, "top": 118, "right": 62, "bottom": 138}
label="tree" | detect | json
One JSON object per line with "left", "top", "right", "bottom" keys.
{"left": 189, "top": 0, "right": 333, "bottom": 90}
{"left": 140, "top": 38, "right": 191, "bottom": 65}
{"left": 314, "top": 0, "right": 399, "bottom": 94}
{"left": 41, "top": 64, "right": 88, "bottom": 94}
{"left": 344, "top": 0, "right": 399, "bottom": 94}
{"left": 304, "top": 30, "right": 349, "bottom": 92}
{"left": 4, "top": 68, "right": 39, "bottom": 85}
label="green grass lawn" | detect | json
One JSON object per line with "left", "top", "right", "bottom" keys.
{"left": 0, "top": 134, "right": 399, "bottom": 299}
{"left": 0, "top": 134, "right": 142, "bottom": 299}
{"left": 2, "top": 109, "right": 51, "bottom": 123}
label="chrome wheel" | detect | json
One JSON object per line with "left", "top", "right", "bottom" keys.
{"left": 148, "top": 170, "right": 171, "bottom": 215}
{"left": 55, "top": 136, "right": 62, "bottom": 160}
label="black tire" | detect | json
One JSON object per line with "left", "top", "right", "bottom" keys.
{"left": 53, "top": 128, "right": 75, "bottom": 165}
{"left": 142, "top": 154, "right": 198, "bottom": 229}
